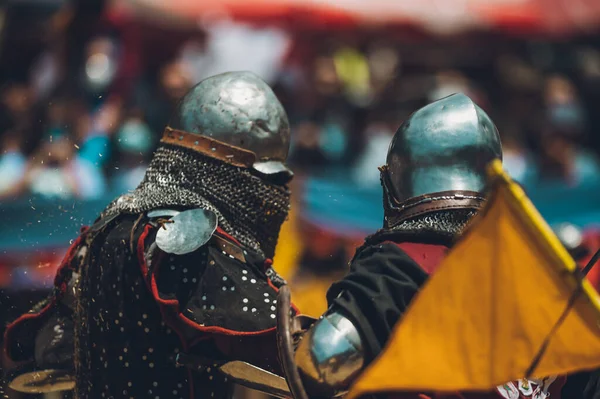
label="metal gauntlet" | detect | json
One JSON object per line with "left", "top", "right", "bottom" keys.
{"left": 294, "top": 308, "right": 365, "bottom": 398}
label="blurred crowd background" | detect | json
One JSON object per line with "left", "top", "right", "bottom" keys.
{"left": 1, "top": 2, "right": 600, "bottom": 395}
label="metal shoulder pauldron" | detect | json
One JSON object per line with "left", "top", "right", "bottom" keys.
{"left": 150, "top": 208, "right": 218, "bottom": 255}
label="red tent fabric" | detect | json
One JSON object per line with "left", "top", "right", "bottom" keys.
{"left": 109, "top": 0, "right": 600, "bottom": 35}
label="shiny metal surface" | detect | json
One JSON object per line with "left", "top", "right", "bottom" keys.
{"left": 294, "top": 309, "right": 365, "bottom": 397}
{"left": 253, "top": 160, "right": 294, "bottom": 176}
{"left": 386, "top": 93, "right": 502, "bottom": 205}
{"left": 62, "top": 272, "right": 80, "bottom": 311}
{"left": 169, "top": 71, "right": 291, "bottom": 168}
{"left": 9, "top": 369, "right": 75, "bottom": 394}
{"left": 220, "top": 361, "right": 291, "bottom": 399}
{"left": 155, "top": 208, "right": 218, "bottom": 255}
{"left": 147, "top": 209, "right": 180, "bottom": 218}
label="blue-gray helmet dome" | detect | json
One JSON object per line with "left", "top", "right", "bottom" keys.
{"left": 385, "top": 93, "right": 502, "bottom": 205}
{"left": 168, "top": 71, "right": 291, "bottom": 164}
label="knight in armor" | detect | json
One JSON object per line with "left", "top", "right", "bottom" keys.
{"left": 4, "top": 71, "right": 295, "bottom": 399}
{"left": 277, "top": 93, "right": 502, "bottom": 398}
{"left": 281, "top": 94, "right": 598, "bottom": 399}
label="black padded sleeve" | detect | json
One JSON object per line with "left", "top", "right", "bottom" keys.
{"left": 326, "top": 242, "right": 429, "bottom": 362}
{"left": 582, "top": 369, "right": 600, "bottom": 399}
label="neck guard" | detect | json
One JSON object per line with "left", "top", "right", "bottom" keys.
{"left": 102, "top": 143, "right": 291, "bottom": 258}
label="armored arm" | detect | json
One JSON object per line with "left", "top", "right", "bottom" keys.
{"left": 279, "top": 242, "right": 430, "bottom": 398}
{"left": 294, "top": 307, "right": 365, "bottom": 398}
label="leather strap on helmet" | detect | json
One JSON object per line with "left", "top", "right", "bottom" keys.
{"left": 162, "top": 127, "right": 257, "bottom": 168}
{"left": 381, "top": 165, "right": 486, "bottom": 228}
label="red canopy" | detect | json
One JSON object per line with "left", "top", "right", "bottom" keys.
{"left": 109, "top": 0, "right": 600, "bottom": 35}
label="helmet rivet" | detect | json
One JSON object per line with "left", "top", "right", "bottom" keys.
{"left": 179, "top": 136, "right": 184, "bottom": 141}
{"left": 194, "top": 141, "right": 199, "bottom": 146}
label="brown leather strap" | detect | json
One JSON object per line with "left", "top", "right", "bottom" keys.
{"left": 161, "top": 127, "right": 257, "bottom": 168}
{"left": 386, "top": 190, "right": 485, "bottom": 227}
{"left": 211, "top": 234, "right": 246, "bottom": 263}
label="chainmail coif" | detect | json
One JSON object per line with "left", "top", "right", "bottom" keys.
{"left": 102, "top": 143, "right": 291, "bottom": 259}
{"left": 359, "top": 208, "right": 478, "bottom": 254}
{"left": 387, "top": 208, "right": 478, "bottom": 238}
{"left": 376, "top": 168, "right": 482, "bottom": 242}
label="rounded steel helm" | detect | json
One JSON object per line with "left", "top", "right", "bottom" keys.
{"left": 381, "top": 93, "right": 502, "bottom": 219}
{"left": 167, "top": 71, "right": 292, "bottom": 180}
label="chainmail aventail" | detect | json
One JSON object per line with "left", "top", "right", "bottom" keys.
{"left": 101, "top": 143, "right": 291, "bottom": 259}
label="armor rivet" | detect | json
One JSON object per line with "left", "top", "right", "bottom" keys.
{"left": 194, "top": 141, "right": 199, "bottom": 145}
{"left": 179, "top": 136, "right": 184, "bottom": 140}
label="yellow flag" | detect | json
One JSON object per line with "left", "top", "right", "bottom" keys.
{"left": 347, "top": 159, "right": 600, "bottom": 398}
